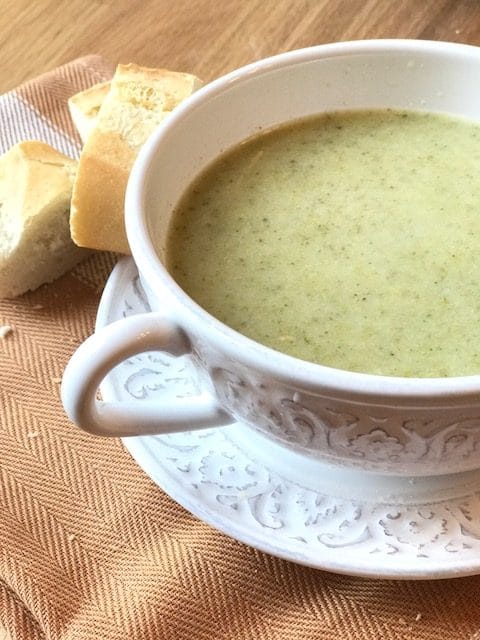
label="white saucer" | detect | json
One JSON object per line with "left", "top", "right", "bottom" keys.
{"left": 96, "top": 257, "right": 480, "bottom": 579}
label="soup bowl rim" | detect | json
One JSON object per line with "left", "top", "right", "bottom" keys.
{"left": 125, "top": 38, "right": 480, "bottom": 401}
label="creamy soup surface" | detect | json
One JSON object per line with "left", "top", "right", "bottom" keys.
{"left": 167, "top": 109, "right": 480, "bottom": 377}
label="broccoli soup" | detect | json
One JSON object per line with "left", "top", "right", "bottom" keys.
{"left": 166, "top": 109, "right": 480, "bottom": 377}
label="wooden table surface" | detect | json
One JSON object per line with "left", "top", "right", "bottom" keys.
{"left": 2, "top": 0, "right": 480, "bottom": 94}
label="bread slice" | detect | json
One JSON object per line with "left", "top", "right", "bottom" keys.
{"left": 0, "top": 141, "right": 89, "bottom": 298}
{"left": 70, "top": 64, "right": 203, "bottom": 254}
{"left": 68, "top": 81, "right": 111, "bottom": 143}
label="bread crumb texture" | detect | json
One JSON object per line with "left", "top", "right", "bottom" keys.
{"left": 70, "top": 64, "right": 203, "bottom": 254}
{"left": 0, "top": 141, "right": 89, "bottom": 298}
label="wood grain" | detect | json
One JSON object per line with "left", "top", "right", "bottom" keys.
{"left": 2, "top": 0, "right": 480, "bottom": 93}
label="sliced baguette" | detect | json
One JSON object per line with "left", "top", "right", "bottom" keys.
{"left": 0, "top": 141, "right": 89, "bottom": 298}
{"left": 70, "top": 64, "right": 203, "bottom": 254}
{"left": 68, "top": 81, "right": 111, "bottom": 143}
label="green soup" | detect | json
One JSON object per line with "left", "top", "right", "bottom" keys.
{"left": 167, "top": 109, "right": 480, "bottom": 377}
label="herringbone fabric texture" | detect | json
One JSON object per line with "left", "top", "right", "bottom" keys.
{"left": 1, "top": 56, "right": 480, "bottom": 640}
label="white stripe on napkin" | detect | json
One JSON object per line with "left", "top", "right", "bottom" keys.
{"left": 0, "top": 92, "right": 80, "bottom": 158}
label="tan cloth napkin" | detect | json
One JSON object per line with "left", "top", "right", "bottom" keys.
{"left": 2, "top": 56, "right": 480, "bottom": 640}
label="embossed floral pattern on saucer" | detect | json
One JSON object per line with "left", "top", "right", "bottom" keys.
{"left": 96, "top": 258, "right": 480, "bottom": 579}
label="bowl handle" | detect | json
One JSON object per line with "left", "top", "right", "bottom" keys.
{"left": 61, "top": 313, "right": 233, "bottom": 437}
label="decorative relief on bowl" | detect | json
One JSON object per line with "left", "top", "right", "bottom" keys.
{"left": 211, "top": 368, "right": 480, "bottom": 474}
{"left": 117, "top": 263, "right": 480, "bottom": 475}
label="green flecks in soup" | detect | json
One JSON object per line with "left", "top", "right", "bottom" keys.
{"left": 166, "top": 109, "right": 480, "bottom": 377}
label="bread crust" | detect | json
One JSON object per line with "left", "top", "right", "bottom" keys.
{"left": 70, "top": 64, "right": 202, "bottom": 254}
{"left": 68, "top": 81, "right": 111, "bottom": 143}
